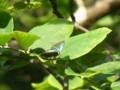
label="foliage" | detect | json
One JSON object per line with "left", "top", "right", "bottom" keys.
{"left": 0, "top": 0, "right": 120, "bottom": 90}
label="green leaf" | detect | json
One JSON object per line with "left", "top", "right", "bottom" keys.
{"left": 69, "top": 76, "right": 85, "bottom": 89}
{"left": 111, "top": 80, "right": 120, "bottom": 90}
{"left": 107, "top": 75, "right": 117, "bottom": 82}
{"left": 86, "top": 61, "right": 120, "bottom": 74}
{"left": 11, "top": 31, "right": 40, "bottom": 49}
{"left": 29, "top": 19, "right": 74, "bottom": 50}
{"left": 48, "top": 75, "right": 84, "bottom": 90}
{"left": 32, "top": 80, "right": 56, "bottom": 90}
{"left": 60, "top": 27, "right": 111, "bottom": 60}
{"left": 65, "top": 67, "right": 99, "bottom": 78}
{"left": 0, "top": 11, "right": 14, "bottom": 33}
{"left": 65, "top": 67, "right": 80, "bottom": 76}
{"left": 0, "top": 33, "right": 11, "bottom": 45}
{"left": 48, "top": 75, "right": 62, "bottom": 90}
{"left": 4, "top": 18, "right": 14, "bottom": 33}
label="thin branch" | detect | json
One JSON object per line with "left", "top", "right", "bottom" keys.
{"left": 69, "top": 0, "right": 75, "bottom": 22}
{"left": 49, "top": 0, "right": 64, "bottom": 18}
{"left": 74, "top": 23, "right": 89, "bottom": 32}
{"left": 63, "top": 61, "right": 69, "bottom": 90}
{"left": 38, "top": 60, "right": 63, "bottom": 86}
{"left": 63, "top": 73, "right": 69, "bottom": 90}
{"left": 68, "top": 0, "right": 89, "bottom": 32}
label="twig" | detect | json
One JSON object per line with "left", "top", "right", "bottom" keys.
{"left": 74, "top": 23, "right": 89, "bottom": 32}
{"left": 49, "top": 0, "right": 64, "bottom": 18}
{"left": 68, "top": 0, "right": 89, "bottom": 32}
{"left": 63, "top": 61, "right": 69, "bottom": 90}
{"left": 63, "top": 73, "right": 69, "bottom": 90}
{"left": 69, "top": 0, "right": 75, "bottom": 22}
{"left": 38, "top": 60, "right": 63, "bottom": 86}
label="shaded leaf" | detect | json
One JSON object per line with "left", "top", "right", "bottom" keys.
{"left": 0, "top": 48, "right": 30, "bottom": 70}
{"left": 13, "top": 1, "right": 27, "bottom": 9}
{"left": 60, "top": 27, "right": 111, "bottom": 60}
{"left": 6, "top": 59, "right": 30, "bottom": 71}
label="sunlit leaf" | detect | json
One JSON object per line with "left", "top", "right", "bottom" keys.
{"left": 0, "top": 33, "right": 11, "bottom": 45}
{"left": 29, "top": 19, "right": 74, "bottom": 50}
{"left": 32, "top": 80, "right": 56, "bottom": 90}
{"left": 48, "top": 75, "right": 84, "bottom": 90}
{"left": 11, "top": 31, "right": 40, "bottom": 49}
{"left": 111, "top": 80, "right": 120, "bottom": 90}
{"left": 60, "top": 27, "right": 111, "bottom": 60}
{"left": 4, "top": 18, "right": 14, "bottom": 33}
{"left": 48, "top": 75, "right": 62, "bottom": 90}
